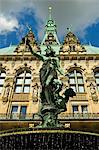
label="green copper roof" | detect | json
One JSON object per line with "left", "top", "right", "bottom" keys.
{"left": 84, "top": 45, "right": 99, "bottom": 54}
{"left": 45, "top": 6, "right": 57, "bottom": 33}
{"left": 0, "top": 45, "right": 17, "bottom": 55}
{"left": 0, "top": 45, "right": 99, "bottom": 55}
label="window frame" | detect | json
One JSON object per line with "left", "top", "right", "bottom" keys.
{"left": 11, "top": 105, "right": 27, "bottom": 119}
{"left": 69, "top": 70, "right": 85, "bottom": 93}
{"left": 81, "top": 105, "right": 88, "bottom": 113}
{"left": 15, "top": 70, "right": 31, "bottom": 93}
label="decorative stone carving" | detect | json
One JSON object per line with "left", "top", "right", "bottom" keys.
{"left": 60, "top": 31, "right": 86, "bottom": 54}
{"left": 90, "top": 82, "right": 98, "bottom": 101}
{"left": 44, "top": 33, "right": 58, "bottom": 45}
{"left": 11, "top": 61, "right": 15, "bottom": 68}
{"left": 5, "top": 77, "right": 14, "bottom": 83}
{"left": 2, "top": 83, "right": 10, "bottom": 102}
{"left": 32, "top": 83, "right": 39, "bottom": 102}
{"left": 36, "top": 61, "right": 40, "bottom": 68}
{"left": 14, "top": 29, "right": 40, "bottom": 54}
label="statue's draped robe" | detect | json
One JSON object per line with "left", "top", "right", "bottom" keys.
{"left": 40, "top": 58, "right": 58, "bottom": 105}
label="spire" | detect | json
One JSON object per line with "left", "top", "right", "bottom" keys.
{"left": 45, "top": 6, "right": 57, "bottom": 33}
{"left": 48, "top": 6, "right": 52, "bottom": 20}
{"left": 40, "top": 6, "right": 60, "bottom": 55}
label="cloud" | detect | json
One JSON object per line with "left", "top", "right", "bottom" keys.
{"left": 0, "top": 15, "right": 19, "bottom": 34}
{"left": 0, "top": 0, "right": 99, "bottom": 40}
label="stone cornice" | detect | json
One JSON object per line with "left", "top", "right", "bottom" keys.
{"left": 59, "top": 54, "right": 99, "bottom": 60}
{"left": 0, "top": 55, "right": 40, "bottom": 61}
{"left": 0, "top": 54, "right": 99, "bottom": 61}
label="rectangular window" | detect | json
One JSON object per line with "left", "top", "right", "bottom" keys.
{"left": 16, "top": 78, "right": 23, "bottom": 84}
{"left": 77, "top": 78, "right": 83, "bottom": 84}
{"left": 12, "top": 106, "right": 18, "bottom": 113}
{"left": 0, "top": 78, "right": 4, "bottom": 85}
{"left": 96, "top": 78, "right": 99, "bottom": 84}
{"left": 1, "top": 73, "right": 6, "bottom": 77}
{"left": 24, "top": 86, "right": 30, "bottom": 93}
{"left": 72, "top": 105, "right": 78, "bottom": 113}
{"left": 20, "top": 106, "right": 27, "bottom": 119}
{"left": 70, "top": 78, "right": 75, "bottom": 84}
{"left": 25, "top": 78, "right": 31, "bottom": 84}
{"left": 20, "top": 106, "right": 27, "bottom": 114}
{"left": 81, "top": 105, "right": 88, "bottom": 113}
{"left": 78, "top": 86, "right": 84, "bottom": 93}
{"left": 15, "top": 86, "right": 22, "bottom": 93}
{"left": 11, "top": 106, "right": 18, "bottom": 119}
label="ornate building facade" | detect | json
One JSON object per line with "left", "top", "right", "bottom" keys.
{"left": 0, "top": 8, "right": 99, "bottom": 133}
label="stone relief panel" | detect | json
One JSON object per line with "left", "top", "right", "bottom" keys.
{"left": 90, "top": 82, "right": 98, "bottom": 102}
{"left": 32, "top": 83, "right": 40, "bottom": 102}
{"left": 85, "top": 72, "right": 98, "bottom": 102}
{"left": 2, "top": 76, "right": 15, "bottom": 102}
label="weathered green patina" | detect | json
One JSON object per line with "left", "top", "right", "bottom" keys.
{"left": 28, "top": 42, "right": 76, "bottom": 128}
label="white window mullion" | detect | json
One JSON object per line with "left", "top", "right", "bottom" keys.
{"left": 22, "top": 70, "right": 26, "bottom": 92}
{"left": 74, "top": 70, "right": 78, "bottom": 92}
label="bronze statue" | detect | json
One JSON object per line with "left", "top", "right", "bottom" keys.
{"left": 28, "top": 41, "right": 76, "bottom": 127}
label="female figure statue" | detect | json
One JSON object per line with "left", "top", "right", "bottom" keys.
{"left": 28, "top": 44, "right": 64, "bottom": 106}
{"left": 27, "top": 41, "right": 76, "bottom": 127}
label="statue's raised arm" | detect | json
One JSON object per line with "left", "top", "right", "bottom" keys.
{"left": 27, "top": 42, "right": 45, "bottom": 61}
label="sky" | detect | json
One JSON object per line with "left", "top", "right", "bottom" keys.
{"left": 0, "top": 0, "right": 99, "bottom": 48}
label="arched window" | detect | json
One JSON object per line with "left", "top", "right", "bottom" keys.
{"left": 94, "top": 71, "right": 99, "bottom": 91}
{"left": 0, "top": 71, "right": 6, "bottom": 93}
{"left": 69, "top": 70, "right": 85, "bottom": 93}
{"left": 15, "top": 70, "right": 31, "bottom": 93}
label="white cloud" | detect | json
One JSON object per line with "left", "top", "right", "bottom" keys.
{"left": 0, "top": 0, "right": 99, "bottom": 40}
{"left": 0, "top": 15, "right": 19, "bottom": 34}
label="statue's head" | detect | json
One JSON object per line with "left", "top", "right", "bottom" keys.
{"left": 45, "top": 45, "right": 56, "bottom": 57}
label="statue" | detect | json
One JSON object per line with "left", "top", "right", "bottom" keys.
{"left": 28, "top": 41, "right": 76, "bottom": 127}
